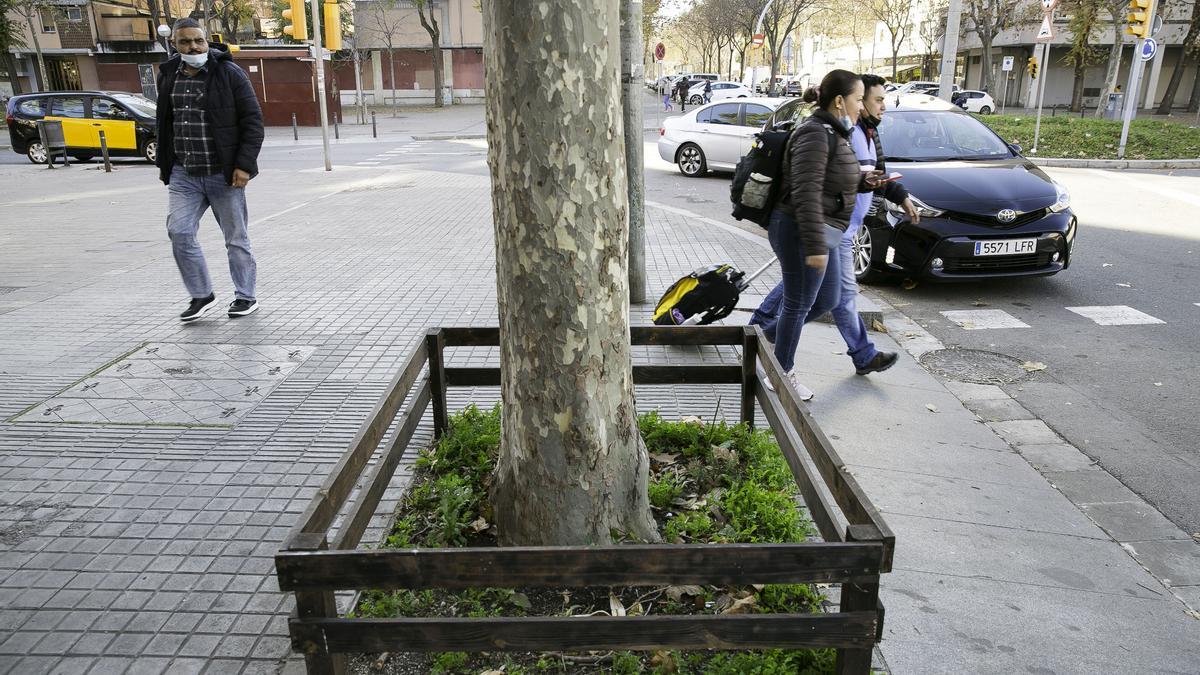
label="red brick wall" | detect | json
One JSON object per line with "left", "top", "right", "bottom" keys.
{"left": 451, "top": 48, "right": 483, "bottom": 90}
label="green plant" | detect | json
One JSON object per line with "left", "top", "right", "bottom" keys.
{"left": 430, "top": 473, "right": 476, "bottom": 547}
{"left": 430, "top": 651, "right": 470, "bottom": 673}
{"left": 721, "top": 480, "right": 809, "bottom": 543}
{"left": 664, "top": 511, "right": 714, "bottom": 542}
{"left": 648, "top": 473, "right": 683, "bottom": 509}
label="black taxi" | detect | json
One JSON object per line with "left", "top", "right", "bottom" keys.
{"left": 5, "top": 91, "right": 158, "bottom": 163}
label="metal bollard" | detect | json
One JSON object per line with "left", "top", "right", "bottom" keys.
{"left": 333, "top": 115, "right": 339, "bottom": 140}
{"left": 292, "top": 113, "right": 298, "bottom": 141}
{"left": 371, "top": 111, "right": 377, "bottom": 138}
{"left": 98, "top": 130, "right": 112, "bottom": 173}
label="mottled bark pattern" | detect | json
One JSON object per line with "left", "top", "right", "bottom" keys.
{"left": 482, "top": 0, "right": 659, "bottom": 546}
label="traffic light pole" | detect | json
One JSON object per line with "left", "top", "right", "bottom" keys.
{"left": 1031, "top": 42, "right": 1049, "bottom": 154}
{"left": 1117, "top": 38, "right": 1146, "bottom": 159}
{"left": 311, "top": 0, "right": 332, "bottom": 171}
{"left": 939, "top": 0, "right": 963, "bottom": 101}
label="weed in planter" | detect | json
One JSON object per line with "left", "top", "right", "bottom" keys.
{"left": 350, "top": 408, "right": 835, "bottom": 674}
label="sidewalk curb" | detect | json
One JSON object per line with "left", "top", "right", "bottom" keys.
{"left": 1032, "top": 157, "right": 1200, "bottom": 169}
{"left": 412, "top": 127, "right": 662, "bottom": 142}
{"left": 871, "top": 292, "right": 1200, "bottom": 615}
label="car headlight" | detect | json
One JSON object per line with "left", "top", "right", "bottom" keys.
{"left": 1049, "top": 183, "right": 1071, "bottom": 213}
{"left": 887, "top": 194, "right": 945, "bottom": 219}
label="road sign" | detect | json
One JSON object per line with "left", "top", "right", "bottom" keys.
{"left": 1002, "top": 55, "right": 1015, "bottom": 71}
{"left": 654, "top": 42, "right": 665, "bottom": 61}
{"left": 1035, "top": 15, "right": 1054, "bottom": 41}
{"left": 751, "top": 33, "right": 765, "bottom": 46}
{"left": 1152, "top": 14, "right": 1163, "bottom": 36}
{"left": 1141, "top": 37, "right": 1157, "bottom": 61}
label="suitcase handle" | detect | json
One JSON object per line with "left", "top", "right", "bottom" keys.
{"left": 738, "top": 256, "right": 777, "bottom": 291}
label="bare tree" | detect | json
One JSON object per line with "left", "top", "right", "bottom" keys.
{"left": 918, "top": 0, "right": 948, "bottom": 79}
{"left": 360, "top": 0, "right": 407, "bottom": 116}
{"left": 9, "top": 0, "right": 49, "bottom": 90}
{"left": 872, "top": 0, "right": 914, "bottom": 80}
{"left": 963, "top": 0, "right": 1022, "bottom": 92}
{"left": 1155, "top": 0, "right": 1200, "bottom": 113}
{"left": 1, "top": 0, "right": 26, "bottom": 93}
{"left": 760, "top": 0, "right": 819, "bottom": 95}
{"left": 1092, "top": 0, "right": 1127, "bottom": 117}
{"left": 1062, "top": 0, "right": 1103, "bottom": 112}
{"left": 482, "top": 0, "right": 660, "bottom": 547}
{"left": 412, "top": 0, "right": 446, "bottom": 107}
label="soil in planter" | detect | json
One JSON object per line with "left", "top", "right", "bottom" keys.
{"left": 349, "top": 406, "right": 836, "bottom": 674}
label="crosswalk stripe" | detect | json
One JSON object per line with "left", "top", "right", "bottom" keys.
{"left": 941, "top": 309, "right": 1030, "bottom": 330}
{"left": 1065, "top": 305, "right": 1165, "bottom": 326}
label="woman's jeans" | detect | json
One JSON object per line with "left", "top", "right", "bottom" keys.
{"left": 748, "top": 210, "right": 841, "bottom": 373}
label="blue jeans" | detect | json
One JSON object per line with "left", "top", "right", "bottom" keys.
{"left": 750, "top": 229, "right": 878, "bottom": 369}
{"left": 748, "top": 210, "right": 841, "bottom": 373}
{"left": 166, "top": 165, "right": 256, "bottom": 301}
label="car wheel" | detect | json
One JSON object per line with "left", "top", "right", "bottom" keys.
{"left": 142, "top": 139, "right": 157, "bottom": 163}
{"left": 852, "top": 225, "right": 883, "bottom": 284}
{"left": 737, "top": 95, "right": 747, "bottom": 98}
{"left": 26, "top": 141, "right": 47, "bottom": 164}
{"left": 676, "top": 143, "right": 707, "bottom": 177}
{"left": 71, "top": 153, "right": 95, "bottom": 162}
{"left": 689, "top": 95, "right": 703, "bottom": 105}
{"left": 980, "top": 105, "right": 993, "bottom": 115}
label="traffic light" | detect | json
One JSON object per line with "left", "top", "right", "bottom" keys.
{"left": 282, "top": 0, "right": 307, "bottom": 41}
{"left": 323, "top": 0, "right": 342, "bottom": 51}
{"left": 1125, "top": 0, "right": 1154, "bottom": 38}
{"left": 1027, "top": 56, "right": 1038, "bottom": 80}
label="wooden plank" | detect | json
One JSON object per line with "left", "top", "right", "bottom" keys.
{"left": 755, "top": 339, "right": 895, "bottom": 572}
{"left": 631, "top": 325, "right": 744, "bottom": 345}
{"left": 331, "top": 381, "right": 433, "bottom": 551}
{"left": 740, "top": 327, "right": 757, "bottom": 427}
{"left": 633, "top": 365, "right": 743, "bottom": 385}
{"left": 299, "top": 612, "right": 880, "bottom": 653}
{"left": 444, "top": 367, "right": 499, "bottom": 387}
{"left": 444, "top": 366, "right": 744, "bottom": 387}
{"left": 275, "top": 542, "right": 883, "bottom": 591}
{"left": 290, "top": 535, "right": 348, "bottom": 674}
{"left": 756, "top": 385, "right": 844, "bottom": 545}
{"left": 835, "top": 525, "right": 883, "bottom": 675}
{"left": 442, "top": 326, "right": 499, "bottom": 347}
{"left": 425, "top": 329, "right": 448, "bottom": 438}
{"left": 285, "top": 340, "right": 428, "bottom": 547}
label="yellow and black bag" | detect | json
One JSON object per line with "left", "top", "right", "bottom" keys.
{"left": 652, "top": 264, "right": 746, "bottom": 326}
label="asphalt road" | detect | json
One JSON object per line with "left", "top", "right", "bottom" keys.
{"left": 5, "top": 121, "right": 1196, "bottom": 535}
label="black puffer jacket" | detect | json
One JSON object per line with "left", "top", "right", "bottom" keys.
{"left": 155, "top": 43, "right": 264, "bottom": 186}
{"left": 779, "top": 109, "right": 861, "bottom": 254}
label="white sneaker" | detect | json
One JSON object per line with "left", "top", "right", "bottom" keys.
{"left": 788, "top": 372, "right": 815, "bottom": 401}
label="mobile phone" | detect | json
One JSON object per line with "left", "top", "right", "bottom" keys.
{"left": 879, "top": 172, "right": 903, "bottom": 183}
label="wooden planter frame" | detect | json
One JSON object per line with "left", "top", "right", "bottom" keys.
{"left": 275, "top": 326, "right": 895, "bottom": 675}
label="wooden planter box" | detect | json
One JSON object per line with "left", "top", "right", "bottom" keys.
{"left": 274, "top": 326, "right": 895, "bottom": 674}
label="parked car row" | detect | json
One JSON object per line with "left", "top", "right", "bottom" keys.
{"left": 657, "top": 94, "right": 1076, "bottom": 282}
{"left": 6, "top": 90, "right": 158, "bottom": 163}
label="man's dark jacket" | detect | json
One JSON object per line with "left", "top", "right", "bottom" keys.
{"left": 155, "top": 43, "right": 264, "bottom": 186}
{"left": 858, "top": 114, "right": 909, "bottom": 205}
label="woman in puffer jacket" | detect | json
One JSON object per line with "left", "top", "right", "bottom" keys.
{"left": 749, "top": 69, "right": 882, "bottom": 399}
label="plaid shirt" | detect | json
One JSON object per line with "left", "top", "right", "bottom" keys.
{"left": 171, "top": 64, "right": 219, "bottom": 176}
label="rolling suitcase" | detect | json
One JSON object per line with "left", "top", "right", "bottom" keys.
{"left": 651, "top": 257, "right": 777, "bottom": 326}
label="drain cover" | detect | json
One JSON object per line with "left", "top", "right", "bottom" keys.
{"left": 919, "top": 348, "right": 1031, "bottom": 385}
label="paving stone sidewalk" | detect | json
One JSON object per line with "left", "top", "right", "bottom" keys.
{"left": 2, "top": 152, "right": 1198, "bottom": 675}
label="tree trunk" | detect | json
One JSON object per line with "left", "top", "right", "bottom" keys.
{"left": 1156, "top": 1, "right": 1200, "bottom": 114}
{"left": 1070, "top": 62, "right": 1085, "bottom": 111}
{"left": 24, "top": 14, "right": 48, "bottom": 92}
{"left": 1188, "top": 60, "right": 1200, "bottom": 112}
{"left": 1096, "top": 31, "right": 1123, "bottom": 118}
{"left": 432, "top": 42, "right": 445, "bottom": 106}
{"left": 2, "top": 51, "right": 22, "bottom": 94}
{"left": 980, "top": 36, "right": 995, "bottom": 92}
{"left": 482, "top": 0, "right": 659, "bottom": 547}
{"left": 388, "top": 48, "right": 398, "bottom": 117}
{"left": 1154, "top": 54, "right": 1189, "bottom": 114}
{"left": 891, "top": 43, "right": 899, "bottom": 80}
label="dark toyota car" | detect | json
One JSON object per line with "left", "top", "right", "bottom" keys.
{"left": 852, "top": 96, "right": 1076, "bottom": 281}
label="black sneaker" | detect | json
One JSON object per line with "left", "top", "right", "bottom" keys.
{"left": 180, "top": 294, "right": 216, "bottom": 322}
{"left": 228, "top": 298, "right": 259, "bottom": 317}
{"left": 856, "top": 351, "right": 899, "bottom": 376}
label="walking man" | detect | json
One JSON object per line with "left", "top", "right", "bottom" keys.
{"left": 157, "top": 18, "right": 264, "bottom": 321}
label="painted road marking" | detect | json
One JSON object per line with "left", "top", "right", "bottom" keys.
{"left": 1066, "top": 305, "right": 1166, "bottom": 326}
{"left": 941, "top": 309, "right": 1031, "bottom": 330}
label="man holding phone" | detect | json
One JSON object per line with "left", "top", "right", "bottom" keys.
{"left": 827, "top": 74, "right": 919, "bottom": 375}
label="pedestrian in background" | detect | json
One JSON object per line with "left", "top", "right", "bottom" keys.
{"left": 748, "top": 70, "right": 883, "bottom": 400}
{"left": 663, "top": 84, "right": 674, "bottom": 111}
{"left": 156, "top": 18, "right": 264, "bottom": 322}
{"left": 703, "top": 79, "right": 713, "bottom": 104}
{"left": 676, "top": 77, "right": 690, "bottom": 112}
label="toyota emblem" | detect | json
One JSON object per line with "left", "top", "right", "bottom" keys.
{"left": 996, "top": 209, "right": 1018, "bottom": 223}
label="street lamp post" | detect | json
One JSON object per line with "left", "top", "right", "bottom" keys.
{"left": 748, "top": 0, "right": 775, "bottom": 96}
{"left": 939, "top": 0, "right": 963, "bottom": 101}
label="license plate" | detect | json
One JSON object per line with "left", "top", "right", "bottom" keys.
{"left": 974, "top": 238, "right": 1037, "bottom": 256}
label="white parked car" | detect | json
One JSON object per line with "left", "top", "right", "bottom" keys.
{"left": 657, "top": 98, "right": 783, "bottom": 177}
{"left": 957, "top": 90, "right": 997, "bottom": 114}
{"left": 686, "top": 80, "right": 753, "bottom": 105}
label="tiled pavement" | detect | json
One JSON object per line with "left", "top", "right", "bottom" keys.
{"left": 0, "top": 162, "right": 776, "bottom": 673}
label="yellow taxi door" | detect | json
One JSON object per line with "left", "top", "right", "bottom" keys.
{"left": 89, "top": 97, "right": 139, "bottom": 150}
{"left": 43, "top": 95, "right": 97, "bottom": 149}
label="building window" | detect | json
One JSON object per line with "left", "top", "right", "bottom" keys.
{"left": 40, "top": 8, "right": 56, "bottom": 32}
{"left": 65, "top": 7, "right": 82, "bottom": 21}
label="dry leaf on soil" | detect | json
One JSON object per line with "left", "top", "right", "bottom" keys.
{"left": 926, "top": 404, "right": 938, "bottom": 413}
{"left": 665, "top": 585, "right": 706, "bottom": 601}
{"left": 680, "top": 415, "right": 704, "bottom": 425}
{"left": 1021, "top": 361, "right": 1047, "bottom": 372}
{"left": 649, "top": 452, "right": 679, "bottom": 465}
{"left": 721, "top": 595, "right": 758, "bottom": 614}
{"left": 469, "top": 516, "right": 489, "bottom": 533}
{"left": 871, "top": 318, "right": 888, "bottom": 333}
{"left": 608, "top": 593, "right": 626, "bottom": 617}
